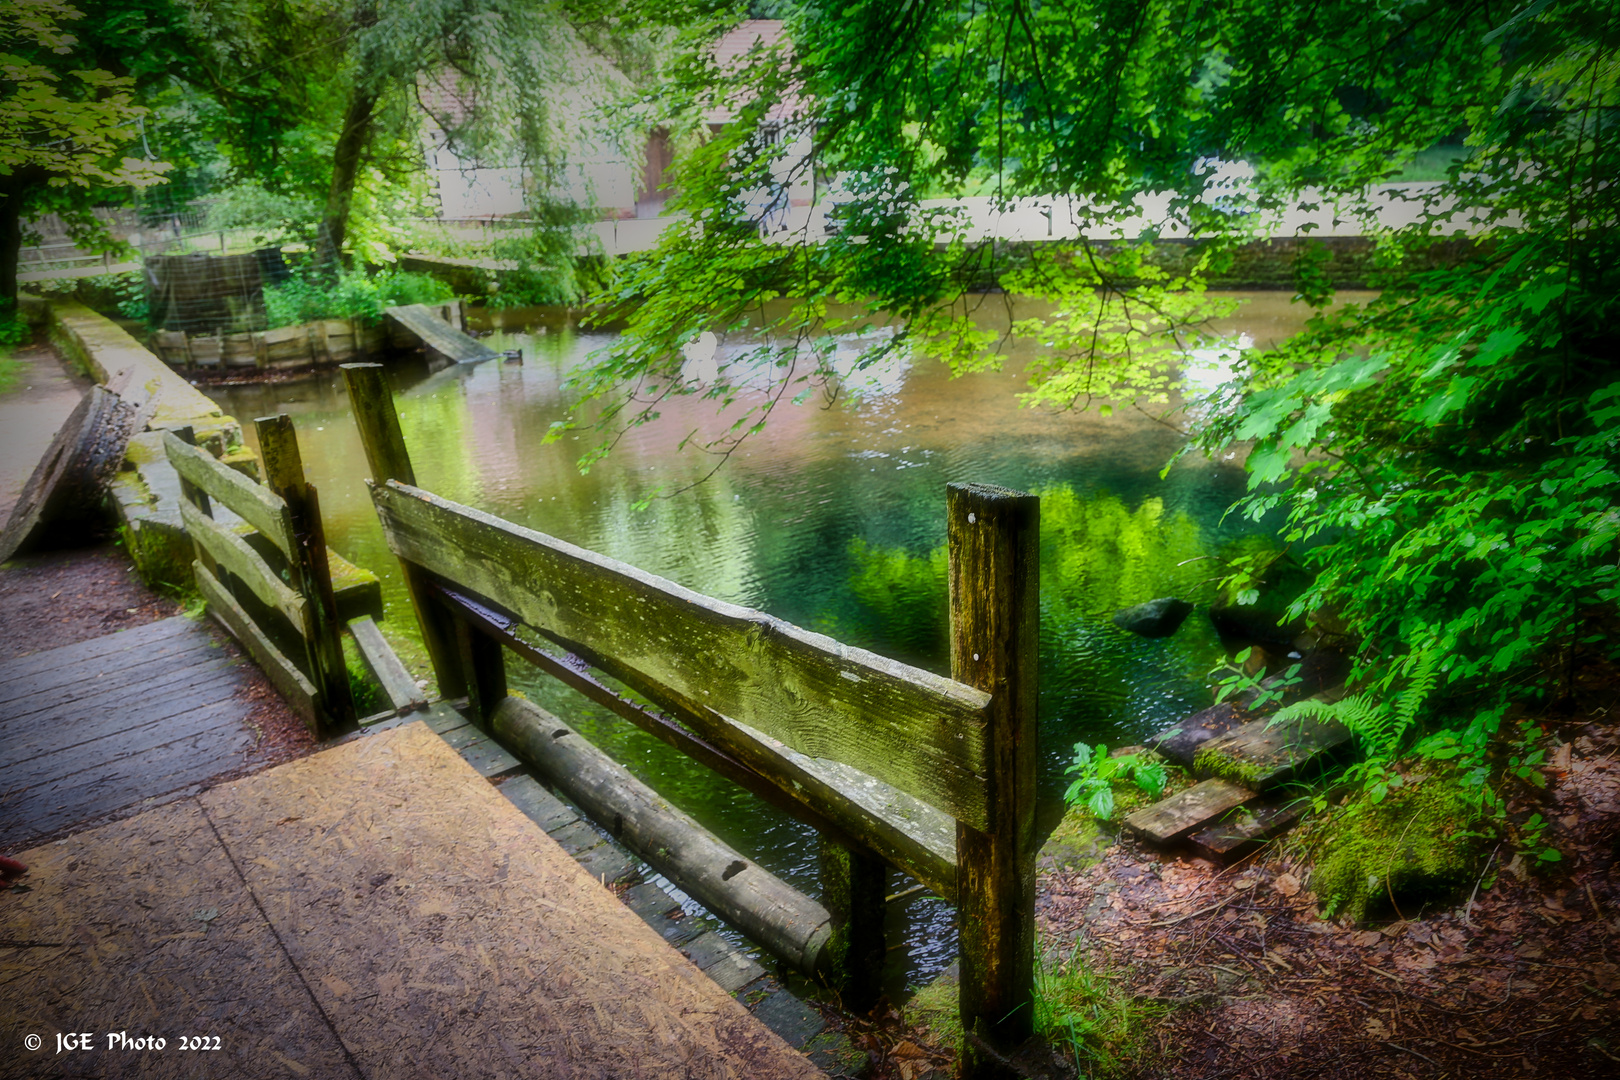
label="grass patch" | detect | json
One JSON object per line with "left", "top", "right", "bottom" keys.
{"left": 0, "top": 351, "right": 20, "bottom": 396}
{"left": 1036, "top": 942, "right": 1164, "bottom": 1078}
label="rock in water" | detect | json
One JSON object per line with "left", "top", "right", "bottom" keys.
{"left": 1112, "top": 597, "right": 1193, "bottom": 638}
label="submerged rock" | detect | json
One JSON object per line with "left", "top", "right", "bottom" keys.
{"left": 1112, "top": 597, "right": 1193, "bottom": 638}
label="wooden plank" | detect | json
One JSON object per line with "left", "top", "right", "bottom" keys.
{"left": 384, "top": 303, "right": 498, "bottom": 364}
{"left": 0, "top": 623, "right": 210, "bottom": 706}
{"left": 1192, "top": 715, "right": 1353, "bottom": 790}
{"left": 1122, "top": 778, "right": 1259, "bottom": 845}
{"left": 180, "top": 499, "right": 311, "bottom": 638}
{"left": 347, "top": 615, "right": 427, "bottom": 714}
{"left": 454, "top": 616, "right": 505, "bottom": 726}
{"left": 1, "top": 659, "right": 238, "bottom": 752}
{"left": 1187, "top": 800, "right": 1308, "bottom": 862}
{"left": 948, "top": 482, "right": 1040, "bottom": 1060}
{"left": 0, "top": 638, "right": 226, "bottom": 721}
{"left": 373, "top": 481, "right": 993, "bottom": 829}
{"left": 256, "top": 414, "right": 353, "bottom": 732}
{"left": 1148, "top": 702, "right": 1250, "bottom": 768}
{"left": 494, "top": 696, "right": 835, "bottom": 973}
{"left": 820, "top": 838, "right": 888, "bottom": 1012}
{"left": 162, "top": 431, "right": 297, "bottom": 560}
{"left": 0, "top": 714, "right": 258, "bottom": 850}
{"left": 193, "top": 559, "right": 319, "bottom": 729}
{"left": 0, "top": 614, "right": 192, "bottom": 680}
{"left": 4, "top": 682, "right": 251, "bottom": 791}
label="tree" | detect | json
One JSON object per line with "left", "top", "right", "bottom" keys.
{"left": 0, "top": 0, "right": 170, "bottom": 307}
{"left": 178, "top": 0, "right": 670, "bottom": 267}
{"left": 567, "top": 1, "right": 1618, "bottom": 777}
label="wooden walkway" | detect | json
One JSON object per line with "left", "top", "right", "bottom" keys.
{"left": 0, "top": 722, "right": 823, "bottom": 1079}
{"left": 0, "top": 615, "right": 264, "bottom": 851}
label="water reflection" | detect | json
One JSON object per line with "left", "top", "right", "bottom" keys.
{"left": 206, "top": 291, "right": 1355, "bottom": 994}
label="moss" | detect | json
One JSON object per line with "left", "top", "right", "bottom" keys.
{"left": 1192, "top": 744, "right": 1267, "bottom": 788}
{"left": 1039, "top": 806, "right": 1111, "bottom": 873}
{"left": 1305, "top": 775, "right": 1487, "bottom": 924}
{"left": 120, "top": 520, "right": 193, "bottom": 597}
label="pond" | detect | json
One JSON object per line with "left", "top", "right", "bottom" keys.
{"left": 204, "top": 291, "right": 1357, "bottom": 995}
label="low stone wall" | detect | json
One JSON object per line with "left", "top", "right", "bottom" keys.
{"left": 43, "top": 300, "right": 256, "bottom": 585}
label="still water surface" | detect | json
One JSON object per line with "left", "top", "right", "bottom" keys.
{"left": 205, "top": 292, "right": 1346, "bottom": 992}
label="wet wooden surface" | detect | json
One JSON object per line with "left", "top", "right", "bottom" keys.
{"left": 0, "top": 721, "right": 823, "bottom": 1079}
{"left": 0, "top": 615, "right": 259, "bottom": 851}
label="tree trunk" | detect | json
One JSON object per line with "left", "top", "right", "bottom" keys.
{"left": 317, "top": 87, "right": 379, "bottom": 271}
{"left": 1, "top": 180, "right": 29, "bottom": 310}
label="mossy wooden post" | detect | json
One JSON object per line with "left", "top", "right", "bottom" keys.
{"left": 948, "top": 482, "right": 1038, "bottom": 1069}
{"left": 255, "top": 413, "right": 354, "bottom": 733}
{"left": 339, "top": 363, "right": 466, "bottom": 699}
{"left": 818, "top": 838, "right": 888, "bottom": 1013}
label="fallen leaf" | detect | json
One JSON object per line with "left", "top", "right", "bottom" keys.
{"left": 891, "top": 1041, "right": 926, "bottom": 1060}
{"left": 1273, "top": 872, "right": 1301, "bottom": 897}
{"left": 1352, "top": 930, "right": 1383, "bottom": 948}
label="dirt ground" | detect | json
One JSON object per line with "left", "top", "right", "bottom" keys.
{"left": 825, "top": 711, "right": 1620, "bottom": 1080}
{"left": 0, "top": 542, "right": 321, "bottom": 816}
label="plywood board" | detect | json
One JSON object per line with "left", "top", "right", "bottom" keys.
{"left": 199, "top": 722, "right": 823, "bottom": 1079}
{"left": 0, "top": 802, "right": 359, "bottom": 1080}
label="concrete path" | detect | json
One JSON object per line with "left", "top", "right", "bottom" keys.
{"left": 0, "top": 721, "right": 825, "bottom": 1080}
{"left": 0, "top": 341, "right": 89, "bottom": 526}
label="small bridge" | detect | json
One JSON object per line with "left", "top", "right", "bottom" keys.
{"left": 384, "top": 303, "right": 497, "bottom": 365}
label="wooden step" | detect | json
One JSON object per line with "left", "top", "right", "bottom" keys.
{"left": 1147, "top": 702, "right": 1250, "bottom": 768}
{"left": 1191, "top": 715, "right": 1352, "bottom": 790}
{"left": 1187, "top": 800, "right": 1308, "bottom": 862}
{"left": 1122, "top": 778, "right": 1258, "bottom": 846}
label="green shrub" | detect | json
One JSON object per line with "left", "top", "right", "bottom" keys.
{"left": 263, "top": 267, "right": 455, "bottom": 328}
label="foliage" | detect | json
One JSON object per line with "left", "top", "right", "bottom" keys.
{"left": 1211, "top": 647, "right": 1303, "bottom": 710}
{"left": 176, "top": 0, "right": 669, "bottom": 266}
{"left": 569, "top": 1, "right": 1620, "bottom": 801}
{"left": 0, "top": 0, "right": 175, "bottom": 301}
{"left": 1063, "top": 742, "right": 1167, "bottom": 821}
{"left": 1304, "top": 771, "right": 1489, "bottom": 924}
{"left": 485, "top": 204, "right": 605, "bottom": 308}
{"left": 0, "top": 299, "right": 28, "bottom": 348}
{"left": 262, "top": 265, "right": 453, "bottom": 328}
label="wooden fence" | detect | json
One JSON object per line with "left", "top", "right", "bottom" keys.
{"left": 149, "top": 302, "right": 464, "bottom": 371}
{"left": 341, "top": 363, "right": 1040, "bottom": 1071}
{"left": 164, "top": 419, "right": 353, "bottom": 735}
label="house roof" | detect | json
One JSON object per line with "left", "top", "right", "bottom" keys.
{"left": 705, "top": 20, "right": 802, "bottom": 127}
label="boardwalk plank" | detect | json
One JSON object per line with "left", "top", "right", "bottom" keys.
{"left": 0, "top": 638, "right": 225, "bottom": 717}
{"left": 0, "top": 615, "right": 194, "bottom": 687}
{"left": 3, "top": 682, "right": 244, "bottom": 786}
{"left": 0, "top": 712, "right": 256, "bottom": 847}
{"left": 0, "top": 656, "right": 237, "bottom": 738}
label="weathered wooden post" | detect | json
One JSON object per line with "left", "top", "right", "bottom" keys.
{"left": 948, "top": 482, "right": 1039, "bottom": 1071}
{"left": 818, "top": 838, "right": 888, "bottom": 1012}
{"left": 340, "top": 363, "right": 466, "bottom": 699}
{"left": 455, "top": 618, "right": 507, "bottom": 729}
{"left": 254, "top": 414, "right": 354, "bottom": 731}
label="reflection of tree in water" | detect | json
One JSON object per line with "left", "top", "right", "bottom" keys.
{"left": 846, "top": 485, "right": 1218, "bottom": 662}
{"left": 844, "top": 485, "right": 1259, "bottom": 752}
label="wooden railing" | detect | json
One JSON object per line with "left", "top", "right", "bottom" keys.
{"left": 341, "top": 363, "right": 1039, "bottom": 1070}
{"left": 164, "top": 418, "right": 354, "bottom": 735}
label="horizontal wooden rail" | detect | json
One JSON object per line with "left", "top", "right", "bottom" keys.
{"left": 179, "top": 500, "right": 311, "bottom": 637}
{"left": 436, "top": 581, "right": 957, "bottom": 898}
{"left": 373, "top": 481, "right": 994, "bottom": 830}
{"left": 193, "top": 560, "right": 318, "bottom": 725}
{"left": 163, "top": 432, "right": 297, "bottom": 560}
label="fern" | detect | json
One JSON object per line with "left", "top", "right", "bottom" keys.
{"left": 1270, "top": 693, "right": 1393, "bottom": 755}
